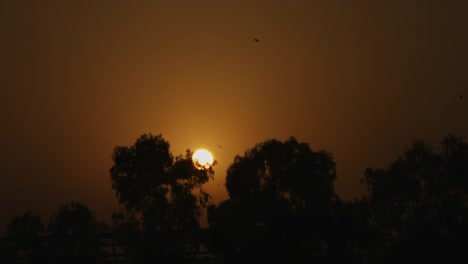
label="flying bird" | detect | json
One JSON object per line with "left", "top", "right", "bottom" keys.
{"left": 459, "top": 94, "right": 464, "bottom": 99}
{"left": 254, "top": 38, "right": 259, "bottom": 43}
{"left": 217, "top": 144, "right": 223, "bottom": 148}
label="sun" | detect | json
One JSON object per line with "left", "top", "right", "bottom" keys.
{"left": 192, "top": 149, "right": 214, "bottom": 169}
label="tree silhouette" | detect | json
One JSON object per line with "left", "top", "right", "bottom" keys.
{"left": 361, "top": 134, "right": 468, "bottom": 262}
{"left": 324, "top": 197, "right": 384, "bottom": 263}
{"left": 6, "top": 211, "right": 46, "bottom": 263}
{"left": 209, "top": 137, "right": 339, "bottom": 263}
{"left": 47, "top": 201, "right": 106, "bottom": 264}
{"left": 111, "top": 209, "right": 144, "bottom": 262}
{"left": 109, "top": 133, "right": 214, "bottom": 262}
{"left": 225, "top": 137, "right": 336, "bottom": 207}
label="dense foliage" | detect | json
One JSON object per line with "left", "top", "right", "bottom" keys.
{"left": 2, "top": 134, "right": 467, "bottom": 263}
{"left": 109, "top": 133, "right": 214, "bottom": 262}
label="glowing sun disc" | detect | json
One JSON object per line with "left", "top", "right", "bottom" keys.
{"left": 192, "top": 149, "right": 213, "bottom": 169}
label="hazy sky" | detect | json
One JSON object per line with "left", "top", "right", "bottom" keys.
{"left": 1, "top": 0, "right": 467, "bottom": 233}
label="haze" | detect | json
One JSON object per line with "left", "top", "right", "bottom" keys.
{"left": 1, "top": 0, "right": 467, "bottom": 233}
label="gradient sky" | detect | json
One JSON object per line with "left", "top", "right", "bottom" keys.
{"left": 1, "top": 0, "right": 467, "bottom": 233}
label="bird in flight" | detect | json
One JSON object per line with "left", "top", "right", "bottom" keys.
{"left": 217, "top": 144, "right": 223, "bottom": 148}
{"left": 254, "top": 38, "right": 259, "bottom": 43}
{"left": 459, "top": 94, "right": 464, "bottom": 99}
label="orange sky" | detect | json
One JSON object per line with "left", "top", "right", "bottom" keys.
{"left": 1, "top": 0, "right": 467, "bottom": 233}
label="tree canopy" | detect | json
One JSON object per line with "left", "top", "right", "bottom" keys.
{"left": 362, "top": 134, "right": 468, "bottom": 262}
{"left": 6, "top": 211, "right": 45, "bottom": 263}
{"left": 109, "top": 133, "right": 214, "bottom": 260}
{"left": 47, "top": 201, "right": 106, "bottom": 264}
{"left": 225, "top": 136, "right": 337, "bottom": 208}
{"left": 210, "top": 136, "right": 339, "bottom": 262}
{"left": 3, "top": 133, "right": 467, "bottom": 263}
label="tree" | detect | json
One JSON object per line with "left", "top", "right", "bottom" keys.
{"left": 209, "top": 137, "right": 339, "bottom": 263}
{"left": 361, "top": 134, "right": 468, "bottom": 262}
{"left": 6, "top": 211, "right": 46, "bottom": 263}
{"left": 47, "top": 201, "right": 106, "bottom": 264}
{"left": 110, "top": 210, "right": 143, "bottom": 262}
{"left": 109, "top": 133, "right": 214, "bottom": 261}
{"left": 225, "top": 137, "right": 336, "bottom": 207}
